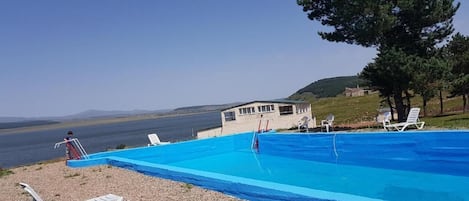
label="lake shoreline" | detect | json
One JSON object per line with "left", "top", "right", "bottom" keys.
{"left": 0, "top": 111, "right": 215, "bottom": 136}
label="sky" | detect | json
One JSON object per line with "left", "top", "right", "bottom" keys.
{"left": 1, "top": 1, "right": 469, "bottom": 117}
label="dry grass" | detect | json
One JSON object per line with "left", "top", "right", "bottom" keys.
{"left": 310, "top": 93, "right": 469, "bottom": 128}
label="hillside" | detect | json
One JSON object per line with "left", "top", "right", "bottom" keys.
{"left": 293, "top": 75, "right": 469, "bottom": 128}
{"left": 309, "top": 91, "right": 468, "bottom": 129}
{"left": 288, "top": 75, "right": 468, "bottom": 128}
{"left": 0, "top": 120, "right": 60, "bottom": 130}
{"left": 290, "top": 75, "right": 367, "bottom": 99}
{"left": 173, "top": 103, "right": 241, "bottom": 113}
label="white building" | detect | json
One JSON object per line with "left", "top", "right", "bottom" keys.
{"left": 197, "top": 100, "right": 315, "bottom": 139}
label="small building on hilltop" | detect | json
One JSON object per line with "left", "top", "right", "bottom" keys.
{"left": 197, "top": 100, "right": 315, "bottom": 139}
{"left": 344, "top": 86, "right": 374, "bottom": 97}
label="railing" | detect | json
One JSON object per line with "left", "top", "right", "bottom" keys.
{"left": 54, "top": 138, "right": 89, "bottom": 159}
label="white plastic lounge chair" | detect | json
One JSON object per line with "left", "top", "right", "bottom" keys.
{"left": 85, "top": 194, "right": 124, "bottom": 201}
{"left": 147, "top": 133, "right": 170, "bottom": 146}
{"left": 383, "top": 108, "right": 425, "bottom": 132}
{"left": 321, "top": 114, "right": 334, "bottom": 132}
{"left": 20, "top": 183, "right": 43, "bottom": 201}
{"left": 20, "top": 182, "right": 123, "bottom": 201}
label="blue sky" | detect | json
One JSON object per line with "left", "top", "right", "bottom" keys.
{"left": 1, "top": 1, "right": 468, "bottom": 117}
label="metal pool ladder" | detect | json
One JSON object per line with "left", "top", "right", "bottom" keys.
{"left": 54, "top": 138, "right": 89, "bottom": 159}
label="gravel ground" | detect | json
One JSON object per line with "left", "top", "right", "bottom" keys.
{"left": 0, "top": 160, "right": 243, "bottom": 201}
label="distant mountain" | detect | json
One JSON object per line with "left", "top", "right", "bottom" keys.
{"left": 174, "top": 103, "right": 242, "bottom": 113}
{"left": 0, "top": 120, "right": 60, "bottom": 129}
{"left": 60, "top": 109, "right": 155, "bottom": 120}
{"left": 290, "top": 75, "right": 367, "bottom": 99}
{"left": 0, "top": 109, "right": 172, "bottom": 124}
{"left": 0, "top": 117, "right": 30, "bottom": 123}
{"left": 0, "top": 103, "right": 235, "bottom": 125}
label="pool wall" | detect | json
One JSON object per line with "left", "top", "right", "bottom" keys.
{"left": 69, "top": 131, "right": 340, "bottom": 201}
{"left": 69, "top": 131, "right": 253, "bottom": 167}
{"left": 259, "top": 130, "right": 469, "bottom": 177}
{"left": 104, "top": 157, "right": 334, "bottom": 201}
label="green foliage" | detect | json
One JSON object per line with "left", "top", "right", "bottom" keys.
{"left": 297, "top": 0, "right": 396, "bottom": 47}
{"left": 361, "top": 47, "right": 412, "bottom": 95}
{"left": 181, "top": 183, "right": 194, "bottom": 192}
{"left": 298, "top": 0, "right": 460, "bottom": 121}
{"left": 410, "top": 55, "right": 451, "bottom": 115}
{"left": 297, "top": 0, "right": 460, "bottom": 53}
{"left": 291, "top": 76, "right": 366, "bottom": 98}
{"left": 361, "top": 47, "right": 415, "bottom": 121}
{"left": 289, "top": 92, "right": 317, "bottom": 102}
{"left": 445, "top": 33, "right": 469, "bottom": 112}
{"left": 115, "top": 144, "right": 127, "bottom": 149}
{"left": 0, "top": 167, "right": 14, "bottom": 178}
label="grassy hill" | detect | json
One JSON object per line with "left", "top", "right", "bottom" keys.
{"left": 310, "top": 92, "right": 469, "bottom": 129}
{"left": 289, "top": 75, "right": 468, "bottom": 129}
{"left": 311, "top": 93, "right": 380, "bottom": 125}
{"left": 290, "top": 75, "right": 367, "bottom": 99}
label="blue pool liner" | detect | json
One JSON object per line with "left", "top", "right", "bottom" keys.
{"left": 68, "top": 130, "right": 469, "bottom": 201}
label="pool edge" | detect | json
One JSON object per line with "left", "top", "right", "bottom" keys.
{"left": 69, "top": 155, "right": 382, "bottom": 201}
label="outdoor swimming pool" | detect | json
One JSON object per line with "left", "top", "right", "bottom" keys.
{"left": 68, "top": 130, "right": 469, "bottom": 201}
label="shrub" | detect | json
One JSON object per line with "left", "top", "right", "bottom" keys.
{"left": 115, "top": 144, "right": 126, "bottom": 149}
{"left": 0, "top": 167, "right": 14, "bottom": 178}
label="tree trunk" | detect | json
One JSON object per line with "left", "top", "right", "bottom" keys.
{"left": 393, "top": 93, "right": 406, "bottom": 122}
{"left": 464, "top": 94, "right": 467, "bottom": 114}
{"left": 422, "top": 98, "right": 427, "bottom": 117}
{"left": 405, "top": 91, "right": 412, "bottom": 115}
{"left": 439, "top": 90, "right": 444, "bottom": 115}
{"left": 386, "top": 96, "right": 394, "bottom": 121}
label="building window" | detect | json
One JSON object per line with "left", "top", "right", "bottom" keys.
{"left": 279, "top": 106, "right": 293, "bottom": 115}
{"left": 239, "top": 107, "right": 255, "bottom": 115}
{"left": 297, "top": 105, "right": 309, "bottom": 114}
{"left": 224, "top": 111, "right": 236, "bottom": 121}
{"left": 258, "top": 105, "right": 274, "bottom": 113}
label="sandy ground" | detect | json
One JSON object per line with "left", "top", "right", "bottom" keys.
{"left": 0, "top": 160, "right": 243, "bottom": 201}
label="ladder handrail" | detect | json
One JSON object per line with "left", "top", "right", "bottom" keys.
{"left": 73, "top": 138, "right": 89, "bottom": 159}
{"left": 54, "top": 138, "right": 89, "bottom": 159}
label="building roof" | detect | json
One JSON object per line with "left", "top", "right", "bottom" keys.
{"left": 221, "top": 99, "right": 308, "bottom": 111}
{"left": 345, "top": 87, "right": 364, "bottom": 92}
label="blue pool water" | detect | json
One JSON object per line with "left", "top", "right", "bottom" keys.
{"left": 69, "top": 130, "right": 469, "bottom": 201}
{"left": 167, "top": 149, "right": 469, "bottom": 201}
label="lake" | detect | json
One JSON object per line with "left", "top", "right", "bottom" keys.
{"left": 0, "top": 112, "right": 221, "bottom": 168}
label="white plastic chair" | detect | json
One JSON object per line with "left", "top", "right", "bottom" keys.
{"left": 382, "top": 111, "right": 392, "bottom": 128}
{"left": 147, "top": 133, "right": 170, "bottom": 146}
{"left": 297, "top": 116, "right": 310, "bottom": 132}
{"left": 383, "top": 108, "right": 425, "bottom": 132}
{"left": 321, "top": 114, "right": 334, "bottom": 132}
